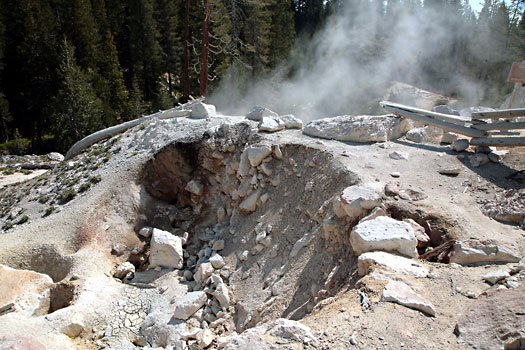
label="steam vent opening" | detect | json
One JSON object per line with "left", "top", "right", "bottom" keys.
{"left": 139, "top": 123, "right": 363, "bottom": 326}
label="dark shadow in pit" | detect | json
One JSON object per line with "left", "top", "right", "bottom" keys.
{"left": 49, "top": 282, "right": 76, "bottom": 313}
{"left": 392, "top": 140, "right": 525, "bottom": 190}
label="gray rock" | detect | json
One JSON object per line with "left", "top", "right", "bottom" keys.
{"left": 138, "top": 226, "right": 153, "bottom": 238}
{"left": 267, "top": 319, "right": 317, "bottom": 343}
{"left": 432, "top": 105, "right": 459, "bottom": 115}
{"left": 114, "top": 262, "right": 135, "bottom": 279}
{"left": 246, "top": 146, "right": 272, "bottom": 167}
{"left": 209, "top": 253, "right": 226, "bottom": 269}
{"left": 194, "top": 262, "right": 214, "bottom": 282}
{"left": 258, "top": 117, "right": 285, "bottom": 133}
{"left": 381, "top": 280, "right": 436, "bottom": 316}
{"left": 469, "top": 153, "right": 490, "bottom": 167}
{"left": 339, "top": 185, "right": 382, "bottom": 220}
{"left": 173, "top": 292, "right": 208, "bottom": 320}
{"left": 213, "top": 281, "right": 230, "bottom": 309}
{"left": 220, "top": 331, "right": 276, "bottom": 350}
{"left": 350, "top": 216, "right": 418, "bottom": 258}
{"left": 185, "top": 180, "right": 204, "bottom": 196}
{"left": 212, "top": 240, "right": 225, "bottom": 251}
{"left": 303, "top": 115, "right": 411, "bottom": 143}
{"left": 451, "top": 139, "right": 469, "bottom": 152}
{"left": 141, "top": 311, "right": 188, "bottom": 347}
{"left": 280, "top": 114, "right": 303, "bottom": 129}
{"left": 246, "top": 106, "right": 278, "bottom": 121}
{"left": 149, "top": 229, "right": 184, "bottom": 269}
{"left": 441, "top": 132, "right": 458, "bottom": 144}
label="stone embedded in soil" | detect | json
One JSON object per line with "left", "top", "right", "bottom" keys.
{"left": 185, "top": 180, "right": 204, "bottom": 196}
{"left": 449, "top": 240, "right": 521, "bottom": 265}
{"left": 438, "top": 167, "right": 461, "bottom": 176}
{"left": 196, "top": 329, "right": 215, "bottom": 348}
{"left": 246, "top": 146, "right": 272, "bottom": 167}
{"left": 138, "top": 226, "right": 152, "bottom": 238}
{"left": 173, "top": 291, "right": 208, "bottom": 320}
{"left": 213, "top": 281, "right": 231, "bottom": 309}
{"left": 267, "top": 319, "right": 317, "bottom": 343}
{"left": 239, "top": 189, "right": 262, "bottom": 213}
{"left": 212, "top": 240, "right": 225, "bottom": 251}
{"left": 441, "top": 132, "right": 458, "bottom": 144}
{"left": 358, "top": 207, "right": 387, "bottom": 224}
{"left": 482, "top": 270, "right": 509, "bottom": 285}
{"left": 357, "top": 251, "right": 428, "bottom": 278}
{"left": 403, "top": 218, "right": 430, "bottom": 248}
{"left": 258, "top": 117, "right": 285, "bottom": 133}
{"left": 60, "top": 315, "right": 85, "bottom": 338}
{"left": 350, "top": 216, "right": 418, "bottom": 258}
{"left": 389, "top": 151, "right": 409, "bottom": 160}
{"left": 339, "top": 185, "right": 381, "bottom": 220}
{"left": 0, "top": 336, "right": 47, "bottom": 350}
{"left": 381, "top": 280, "right": 436, "bottom": 317}
{"left": 149, "top": 229, "right": 184, "bottom": 269}
{"left": 218, "top": 331, "right": 276, "bottom": 350}
{"left": 194, "top": 262, "right": 214, "bottom": 282}
{"left": 455, "top": 286, "right": 525, "bottom": 349}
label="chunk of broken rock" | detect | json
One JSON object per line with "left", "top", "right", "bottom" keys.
{"left": 258, "top": 117, "right": 285, "bottom": 133}
{"left": 357, "top": 251, "right": 428, "bottom": 278}
{"left": 451, "top": 139, "right": 469, "bottom": 152}
{"left": 267, "top": 319, "right": 317, "bottom": 343}
{"left": 246, "top": 106, "right": 278, "bottom": 121}
{"left": 114, "top": 262, "right": 135, "bottom": 280}
{"left": 149, "top": 228, "right": 184, "bottom": 269}
{"left": 351, "top": 216, "right": 418, "bottom": 258}
{"left": 280, "top": 114, "right": 303, "bottom": 129}
{"left": 246, "top": 146, "right": 272, "bottom": 167}
{"left": 482, "top": 270, "right": 509, "bottom": 285}
{"left": 381, "top": 280, "right": 436, "bottom": 316}
{"left": 173, "top": 291, "right": 208, "bottom": 320}
{"left": 190, "top": 102, "right": 216, "bottom": 119}
{"left": 0, "top": 336, "right": 46, "bottom": 350}
{"left": 194, "top": 262, "right": 214, "bottom": 282}
{"left": 449, "top": 240, "right": 521, "bottom": 265}
{"left": 339, "top": 185, "right": 381, "bottom": 220}
{"left": 469, "top": 153, "right": 490, "bottom": 168}
{"left": 209, "top": 253, "right": 226, "bottom": 269}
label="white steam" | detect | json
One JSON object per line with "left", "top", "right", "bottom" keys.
{"left": 209, "top": 2, "right": 502, "bottom": 121}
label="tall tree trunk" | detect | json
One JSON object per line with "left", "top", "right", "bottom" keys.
{"left": 200, "top": 0, "right": 210, "bottom": 97}
{"left": 184, "top": 0, "right": 190, "bottom": 100}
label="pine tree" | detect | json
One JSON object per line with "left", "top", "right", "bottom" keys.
{"left": 51, "top": 40, "right": 103, "bottom": 152}
{"left": 0, "top": 2, "right": 10, "bottom": 143}
{"left": 243, "top": 0, "right": 272, "bottom": 77}
{"left": 268, "top": 0, "right": 295, "bottom": 69}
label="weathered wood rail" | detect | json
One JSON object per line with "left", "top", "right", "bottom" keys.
{"left": 380, "top": 101, "right": 525, "bottom": 147}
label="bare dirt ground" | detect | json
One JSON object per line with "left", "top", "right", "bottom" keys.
{"left": 0, "top": 112, "right": 523, "bottom": 350}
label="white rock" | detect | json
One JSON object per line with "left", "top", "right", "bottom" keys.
{"left": 451, "top": 139, "right": 469, "bottom": 152}
{"left": 185, "top": 180, "right": 204, "bottom": 196}
{"left": 272, "top": 145, "right": 283, "bottom": 160}
{"left": 209, "top": 253, "right": 226, "bottom": 269}
{"left": 173, "top": 291, "right": 208, "bottom": 320}
{"left": 246, "top": 146, "right": 272, "bottom": 167}
{"left": 482, "top": 270, "right": 509, "bottom": 285}
{"left": 441, "top": 132, "right": 458, "bottom": 144}
{"left": 339, "top": 185, "right": 382, "bottom": 220}
{"left": 290, "top": 232, "right": 314, "bottom": 258}
{"left": 138, "top": 226, "right": 153, "bottom": 238}
{"left": 190, "top": 102, "right": 216, "bottom": 119}
{"left": 141, "top": 311, "right": 188, "bottom": 346}
{"left": 212, "top": 240, "right": 225, "bottom": 251}
{"left": 239, "top": 190, "right": 262, "bottom": 213}
{"left": 381, "top": 280, "right": 436, "bottom": 316}
{"left": 357, "top": 251, "right": 428, "bottom": 277}
{"left": 114, "top": 262, "right": 135, "bottom": 279}
{"left": 149, "top": 229, "right": 184, "bottom": 269}
{"left": 246, "top": 106, "right": 278, "bottom": 121}
{"left": 238, "top": 250, "right": 249, "bottom": 262}
{"left": 258, "top": 117, "right": 285, "bottom": 133}
{"left": 280, "top": 114, "right": 303, "bottom": 129}
{"left": 194, "top": 262, "right": 214, "bottom": 282}
{"left": 267, "top": 319, "right": 317, "bottom": 343}
{"left": 350, "top": 216, "right": 418, "bottom": 258}
{"left": 303, "top": 115, "right": 411, "bottom": 143}
{"left": 406, "top": 128, "right": 424, "bottom": 143}
{"left": 213, "top": 282, "right": 231, "bottom": 309}
{"left": 449, "top": 240, "right": 521, "bottom": 265}
{"left": 196, "top": 328, "right": 215, "bottom": 348}
{"left": 237, "top": 149, "right": 251, "bottom": 177}
{"left": 359, "top": 207, "right": 387, "bottom": 223}
{"left": 488, "top": 150, "right": 509, "bottom": 163}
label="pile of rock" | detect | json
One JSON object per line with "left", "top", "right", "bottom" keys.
{"left": 245, "top": 106, "right": 304, "bottom": 133}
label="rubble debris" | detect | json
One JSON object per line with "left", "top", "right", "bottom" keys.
{"left": 449, "top": 240, "right": 521, "bottom": 265}
{"left": 258, "top": 117, "right": 285, "bottom": 133}
{"left": 280, "top": 114, "right": 303, "bottom": 129}
{"left": 357, "top": 251, "right": 428, "bottom": 278}
{"left": 149, "top": 228, "right": 184, "bottom": 269}
{"left": 173, "top": 292, "right": 208, "bottom": 320}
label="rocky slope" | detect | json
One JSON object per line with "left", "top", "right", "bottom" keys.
{"left": 0, "top": 103, "right": 523, "bottom": 350}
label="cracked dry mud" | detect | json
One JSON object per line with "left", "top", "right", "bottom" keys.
{"left": 0, "top": 111, "right": 523, "bottom": 350}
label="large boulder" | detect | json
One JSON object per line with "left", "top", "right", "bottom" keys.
{"left": 303, "top": 115, "right": 411, "bottom": 143}
{"left": 455, "top": 286, "right": 525, "bottom": 349}
{"left": 149, "top": 229, "right": 184, "bottom": 269}
{"left": 140, "top": 311, "right": 188, "bottom": 348}
{"left": 173, "top": 291, "right": 207, "bottom": 320}
{"left": 258, "top": 117, "right": 285, "bottom": 133}
{"left": 350, "top": 216, "right": 418, "bottom": 258}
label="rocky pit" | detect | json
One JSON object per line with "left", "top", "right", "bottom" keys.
{"left": 0, "top": 107, "right": 524, "bottom": 350}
